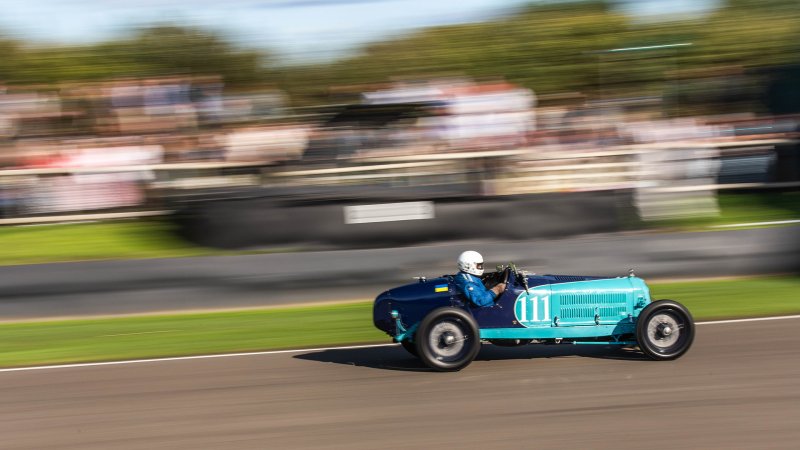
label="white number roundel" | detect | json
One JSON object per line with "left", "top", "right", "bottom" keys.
{"left": 514, "top": 290, "right": 550, "bottom": 327}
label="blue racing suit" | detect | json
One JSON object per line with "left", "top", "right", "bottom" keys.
{"left": 454, "top": 271, "right": 497, "bottom": 307}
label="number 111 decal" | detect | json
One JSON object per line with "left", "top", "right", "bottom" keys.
{"left": 514, "top": 291, "right": 550, "bottom": 326}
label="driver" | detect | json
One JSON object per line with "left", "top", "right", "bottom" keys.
{"left": 454, "top": 250, "right": 506, "bottom": 307}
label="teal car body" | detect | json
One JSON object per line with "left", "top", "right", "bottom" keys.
{"left": 373, "top": 265, "right": 694, "bottom": 371}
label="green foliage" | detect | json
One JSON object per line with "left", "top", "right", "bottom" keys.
{"left": 0, "top": 25, "right": 273, "bottom": 86}
{"left": 282, "top": 0, "right": 800, "bottom": 107}
{"left": 0, "top": 1, "right": 798, "bottom": 106}
{"left": 102, "top": 26, "right": 272, "bottom": 85}
{"left": 286, "top": 1, "right": 652, "bottom": 99}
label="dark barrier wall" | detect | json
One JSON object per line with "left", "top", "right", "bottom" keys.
{"left": 774, "top": 141, "right": 800, "bottom": 183}
{"left": 716, "top": 141, "right": 800, "bottom": 185}
{"left": 174, "top": 190, "right": 633, "bottom": 249}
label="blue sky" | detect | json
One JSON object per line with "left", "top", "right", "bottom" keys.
{"left": 0, "top": 0, "right": 718, "bottom": 62}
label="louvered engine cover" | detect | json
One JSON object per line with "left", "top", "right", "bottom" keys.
{"left": 549, "top": 278, "right": 635, "bottom": 326}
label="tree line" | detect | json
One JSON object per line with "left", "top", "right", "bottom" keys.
{"left": 1, "top": 0, "right": 798, "bottom": 111}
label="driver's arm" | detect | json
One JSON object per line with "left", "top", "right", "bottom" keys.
{"left": 490, "top": 283, "right": 507, "bottom": 296}
{"left": 455, "top": 274, "right": 502, "bottom": 307}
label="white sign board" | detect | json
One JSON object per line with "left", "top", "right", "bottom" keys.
{"left": 344, "top": 201, "right": 435, "bottom": 224}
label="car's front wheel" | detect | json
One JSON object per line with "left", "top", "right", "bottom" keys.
{"left": 636, "top": 300, "right": 695, "bottom": 360}
{"left": 416, "top": 307, "right": 480, "bottom": 371}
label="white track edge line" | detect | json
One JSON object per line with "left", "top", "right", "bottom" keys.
{"left": 2, "top": 315, "right": 799, "bottom": 373}
{"left": 0, "top": 343, "right": 395, "bottom": 373}
{"left": 695, "top": 314, "right": 800, "bottom": 325}
{"left": 712, "top": 219, "right": 800, "bottom": 228}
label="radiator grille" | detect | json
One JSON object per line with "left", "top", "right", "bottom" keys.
{"left": 559, "top": 293, "right": 627, "bottom": 319}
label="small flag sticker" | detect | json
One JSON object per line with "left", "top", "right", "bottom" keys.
{"left": 435, "top": 284, "right": 448, "bottom": 293}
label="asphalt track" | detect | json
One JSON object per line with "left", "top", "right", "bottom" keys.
{"left": 1, "top": 225, "right": 798, "bottom": 320}
{"left": 1, "top": 317, "right": 798, "bottom": 449}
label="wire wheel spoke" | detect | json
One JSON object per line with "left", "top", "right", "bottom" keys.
{"left": 428, "top": 320, "right": 469, "bottom": 362}
{"left": 417, "top": 307, "right": 481, "bottom": 371}
{"left": 646, "top": 311, "right": 685, "bottom": 351}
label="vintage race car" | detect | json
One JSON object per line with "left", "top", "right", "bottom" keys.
{"left": 373, "top": 264, "right": 695, "bottom": 371}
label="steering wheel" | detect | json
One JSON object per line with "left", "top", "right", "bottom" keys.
{"left": 483, "top": 267, "right": 513, "bottom": 292}
{"left": 501, "top": 266, "right": 512, "bottom": 286}
{"left": 488, "top": 267, "right": 512, "bottom": 305}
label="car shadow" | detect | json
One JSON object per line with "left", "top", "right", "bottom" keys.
{"left": 479, "top": 343, "right": 648, "bottom": 362}
{"left": 293, "top": 343, "right": 648, "bottom": 372}
{"left": 293, "top": 345, "right": 429, "bottom": 372}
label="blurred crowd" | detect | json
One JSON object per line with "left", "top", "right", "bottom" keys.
{"left": 0, "top": 76, "right": 303, "bottom": 168}
{"left": 0, "top": 75, "right": 308, "bottom": 216}
{"left": 0, "top": 74, "right": 798, "bottom": 219}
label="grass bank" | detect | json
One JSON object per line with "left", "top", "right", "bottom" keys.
{"left": 0, "top": 220, "right": 215, "bottom": 265}
{"left": 646, "top": 191, "right": 800, "bottom": 230}
{"left": 1, "top": 276, "right": 798, "bottom": 368}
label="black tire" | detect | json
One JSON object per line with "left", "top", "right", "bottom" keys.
{"left": 489, "top": 339, "right": 532, "bottom": 347}
{"left": 415, "top": 307, "right": 481, "bottom": 371}
{"left": 400, "top": 339, "right": 418, "bottom": 357}
{"left": 636, "top": 300, "right": 695, "bottom": 360}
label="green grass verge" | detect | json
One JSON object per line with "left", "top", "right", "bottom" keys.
{"left": 0, "top": 220, "right": 216, "bottom": 265}
{"left": 650, "top": 276, "right": 800, "bottom": 320}
{"left": 1, "top": 277, "right": 799, "bottom": 368}
{"left": 0, "top": 303, "right": 385, "bottom": 368}
{"left": 645, "top": 192, "right": 800, "bottom": 230}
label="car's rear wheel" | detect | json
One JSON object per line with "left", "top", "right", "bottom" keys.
{"left": 636, "top": 300, "right": 695, "bottom": 360}
{"left": 416, "top": 307, "right": 480, "bottom": 371}
{"left": 400, "top": 339, "right": 418, "bottom": 357}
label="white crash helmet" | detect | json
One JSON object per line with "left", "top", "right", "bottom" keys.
{"left": 457, "top": 250, "right": 484, "bottom": 276}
